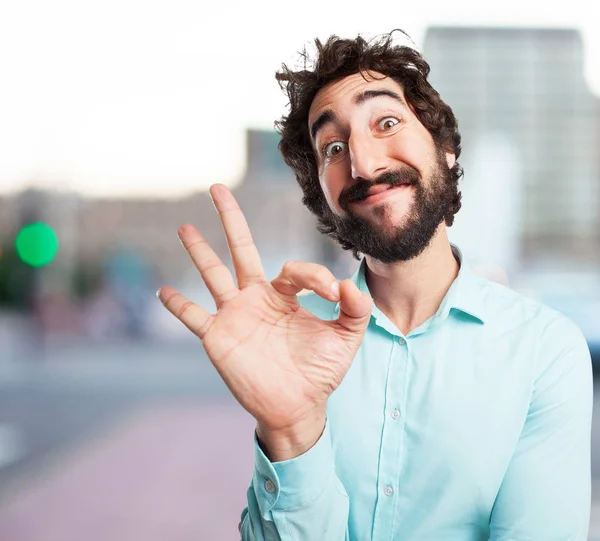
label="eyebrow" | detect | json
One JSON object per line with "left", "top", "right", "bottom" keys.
{"left": 354, "top": 89, "right": 406, "bottom": 107}
{"left": 309, "top": 89, "right": 407, "bottom": 142}
{"left": 310, "top": 110, "right": 338, "bottom": 142}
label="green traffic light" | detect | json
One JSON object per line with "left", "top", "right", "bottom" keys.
{"left": 15, "top": 222, "right": 59, "bottom": 268}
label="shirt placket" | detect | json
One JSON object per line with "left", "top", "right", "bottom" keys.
{"left": 371, "top": 333, "right": 409, "bottom": 540}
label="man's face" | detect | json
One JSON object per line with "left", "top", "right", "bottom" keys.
{"left": 308, "top": 71, "right": 458, "bottom": 263}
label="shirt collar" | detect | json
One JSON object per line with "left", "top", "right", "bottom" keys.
{"left": 343, "top": 243, "right": 487, "bottom": 325}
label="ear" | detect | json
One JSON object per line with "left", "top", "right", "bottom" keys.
{"left": 445, "top": 152, "right": 456, "bottom": 170}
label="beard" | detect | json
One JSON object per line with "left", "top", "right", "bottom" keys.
{"left": 325, "top": 148, "right": 457, "bottom": 263}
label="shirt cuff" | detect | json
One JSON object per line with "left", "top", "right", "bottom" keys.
{"left": 252, "top": 418, "right": 336, "bottom": 516}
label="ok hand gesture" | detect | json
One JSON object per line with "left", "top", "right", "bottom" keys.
{"left": 157, "top": 184, "right": 372, "bottom": 457}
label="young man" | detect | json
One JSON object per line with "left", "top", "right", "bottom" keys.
{"left": 157, "top": 33, "right": 593, "bottom": 540}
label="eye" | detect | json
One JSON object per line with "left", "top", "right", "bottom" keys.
{"left": 323, "top": 141, "right": 347, "bottom": 158}
{"left": 378, "top": 117, "right": 400, "bottom": 131}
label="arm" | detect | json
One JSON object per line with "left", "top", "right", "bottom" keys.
{"left": 239, "top": 419, "right": 350, "bottom": 540}
{"left": 489, "top": 315, "right": 593, "bottom": 540}
{"left": 158, "top": 185, "right": 373, "bottom": 541}
{"left": 157, "top": 187, "right": 370, "bottom": 540}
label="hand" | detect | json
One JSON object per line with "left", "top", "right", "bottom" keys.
{"left": 157, "top": 184, "right": 372, "bottom": 434}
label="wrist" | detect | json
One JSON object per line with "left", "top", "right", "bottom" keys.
{"left": 256, "top": 411, "right": 326, "bottom": 462}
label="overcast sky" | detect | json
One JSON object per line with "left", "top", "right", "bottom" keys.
{"left": 0, "top": 0, "right": 598, "bottom": 197}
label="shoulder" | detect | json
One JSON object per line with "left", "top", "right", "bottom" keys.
{"left": 473, "top": 273, "right": 590, "bottom": 370}
{"left": 472, "top": 272, "right": 572, "bottom": 332}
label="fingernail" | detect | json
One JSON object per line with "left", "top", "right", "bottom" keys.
{"left": 177, "top": 229, "right": 185, "bottom": 248}
{"left": 208, "top": 188, "right": 218, "bottom": 210}
{"left": 330, "top": 281, "right": 340, "bottom": 298}
{"left": 156, "top": 288, "right": 162, "bottom": 299}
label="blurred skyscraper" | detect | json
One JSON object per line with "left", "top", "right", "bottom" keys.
{"left": 423, "top": 27, "right": 600, "bottom": 272}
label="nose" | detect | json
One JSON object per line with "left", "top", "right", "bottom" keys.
{"left": 349, "top": 132, "right": 391, "bottom": 181}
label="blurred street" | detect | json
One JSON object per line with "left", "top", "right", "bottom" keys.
{"left": 0, "top": 340, "right": 599, "bottom": 540}
{"left": 0, "top": 341, "right": 257, "bottom": 541}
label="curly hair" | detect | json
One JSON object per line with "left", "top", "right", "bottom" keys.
{"left": 274, "top": 31, "right": 463, "bottom": 256}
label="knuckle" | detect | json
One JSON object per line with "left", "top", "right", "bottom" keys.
{"left": 177, "top": 301, "right": 194, "bottom": 319}
{"left": 230, "top": 234, "right": 254, "bottom": 249}
{"left": 244, "top": 274, "right": 268, "bottom": 286}
{"left": 281, "top": 260, "right": 297, "bottom": 274}
{"left": 214, "top": 288, "right": 237, "bottom": 305}
{"left": 163, "top": 291, "right": 180, "bottom": 308}
{"left": 186, "top": 237, "right": 207, "bottom": 251}
{"left": 193, "top": 316, "right": 214, "bottom": 339}
{"left": 316, "top": 267, "right": 333, "bottom": 285}
{"left": 198, "top": 259, "right": 223, "bottom": 274}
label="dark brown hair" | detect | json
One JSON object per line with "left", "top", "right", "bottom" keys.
{"left": 274, "top": 31, "right": 463, "bottom": 252}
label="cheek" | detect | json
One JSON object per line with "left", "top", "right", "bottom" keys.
{"left": 320, "top": 171, "right": 345, "bottom": 214}
{"left": 392, "top": 131, "right": 420, "bottom": 157}
{"left": 392, "top": 131, "right": 436, "bottom": 176}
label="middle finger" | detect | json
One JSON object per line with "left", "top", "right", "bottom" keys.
{"left": 209, "top": 184, "right": 267, "bottom": 289}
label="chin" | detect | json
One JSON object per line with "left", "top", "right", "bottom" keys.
{"left": 368, "top": 203, "right": 411, "bottom": 226}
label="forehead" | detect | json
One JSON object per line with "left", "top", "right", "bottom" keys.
{"left": 308, "top": 71, "right": 405, "bottom": 126}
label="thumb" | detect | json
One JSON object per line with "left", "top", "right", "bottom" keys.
{"left": 336, "top": 279, "right": 372, "bottom": 333}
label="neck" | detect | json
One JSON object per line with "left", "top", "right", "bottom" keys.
{"left": 364, "top": 224, "right": 459, "bottom": 336}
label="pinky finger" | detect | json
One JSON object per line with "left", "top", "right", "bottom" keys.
{"left": 157, "top": 285, "right": 214, "bottom": 339}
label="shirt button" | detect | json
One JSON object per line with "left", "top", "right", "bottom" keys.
{"left": 398, "top": 337, "right": 406, "bottom": 346}
{"left": 391, "top": 409, "right": 401, "bottom": 420}
{"left": 265, "top": 479, "right": 276, "bottom": 493}
{"left": 384, "top": 485, "right": 394, "bottom": 497}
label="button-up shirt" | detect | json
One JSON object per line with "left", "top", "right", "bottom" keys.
{"left": 240, "top": 245, "right": 593, "bottom": 540}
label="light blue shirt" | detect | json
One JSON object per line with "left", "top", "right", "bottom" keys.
{"left": 240, "top": 245, "right": 593, "bottom": 540}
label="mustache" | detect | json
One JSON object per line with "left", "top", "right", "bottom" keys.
{"left": 341, "top": 167, "right": 420, "bottom": 205}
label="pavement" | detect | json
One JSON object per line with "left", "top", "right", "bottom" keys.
{"left": 0, "top": 336, "right": 257, "bottom": 541}
{"left": 0, "top": 397, "right": 256, "bottom": 541}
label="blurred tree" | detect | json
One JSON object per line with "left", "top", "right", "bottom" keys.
{"left": 0, "top": 238, "right": 36, "bottom": 312}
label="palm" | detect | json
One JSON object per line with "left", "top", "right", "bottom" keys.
{"left": 159, "top": 184, "right": 371, "bottom": 431}
{"left": 202, "top": 284, "right": 362, "bottom": 429}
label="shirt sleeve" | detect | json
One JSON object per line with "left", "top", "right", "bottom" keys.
{"left": 239, "top": 418, "right": 350, "bottom": 540}
{"left": 489, "top": 314, "right": 593, "bottom": 540}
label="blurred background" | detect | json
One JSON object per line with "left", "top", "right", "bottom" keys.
{"left": 0, "top": 0, "right": 599, "bottom": 539}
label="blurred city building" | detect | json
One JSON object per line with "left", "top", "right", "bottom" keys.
{"left": 0, "top": 129, "right": 340, "bottom": 342}
{"left": 2, "top": 29, "right": 600, "bottom": 347}
{"left": 424, "top": 26, "right": 600, "bottom": 273}
{"left": 69, "top": 128, "right": 337, "bottom": 284}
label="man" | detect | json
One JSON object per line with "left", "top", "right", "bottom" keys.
{"left": 157, "top": 32, "right": 593, "bottom": 540}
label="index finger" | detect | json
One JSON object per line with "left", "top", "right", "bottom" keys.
{"left": 209, "top": 184, "right": 267, "bottom": 289}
